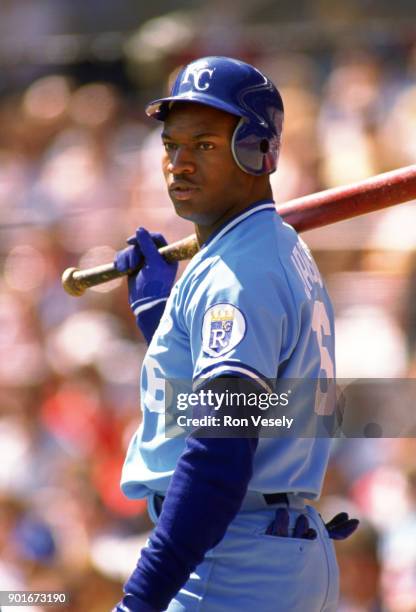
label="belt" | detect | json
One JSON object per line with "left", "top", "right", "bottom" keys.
{"left": 263, "top": 492, "right": 289, "bottom": 505}
{"left": 153, "top": 492, "right": 299, "bottom": 517}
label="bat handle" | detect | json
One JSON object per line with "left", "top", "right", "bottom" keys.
{"left": 61, "top": 233, "right": 199, "bottom": 296}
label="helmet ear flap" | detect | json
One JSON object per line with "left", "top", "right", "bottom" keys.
{"left": 231, "top": 116, "right": 281, "bottom": 176}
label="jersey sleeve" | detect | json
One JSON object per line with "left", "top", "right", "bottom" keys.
{"left": 184, "top": 257, "right": 295, "bottom": 388}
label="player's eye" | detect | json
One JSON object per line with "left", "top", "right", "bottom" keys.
{"left": 197, "top": 142, "right": 214, "bottom": 151}
{"left": 163, "top": 142, "right": 178, "bottom": 152}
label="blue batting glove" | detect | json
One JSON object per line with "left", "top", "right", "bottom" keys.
{"left": 112, "top": 593, "right": 159, "bottom": 611}
{"left": 265, "top": 507, "right": 289, "bottom": 536}
{"left": 325, "top": 512, "right": 359, "bottom": 540}
{"left": 293, "top": 513, "right": 309, "bottom": 538}
{"left": 266, "top": 510, "right": 318, "bottom": 540}
{"left": 114, "top": 227, "right": 178, "bottom": 344}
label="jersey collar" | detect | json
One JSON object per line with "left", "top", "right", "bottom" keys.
{"left": 200, "top": 199, "right": 276, "bottom": 252}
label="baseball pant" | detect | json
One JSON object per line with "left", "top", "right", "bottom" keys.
{"left": 147, "top": 494, "right": 339, "bottom": 612}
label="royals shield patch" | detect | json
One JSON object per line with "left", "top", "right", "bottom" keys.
{"left": 202, "top": 304, "right": 246, "bottom": 357}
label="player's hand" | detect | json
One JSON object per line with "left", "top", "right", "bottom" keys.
{"left": 114, "top": 227, "right": 178, "bottom": 306}
{"left": 114, "top": 227, "right": 178, "bottom": 342}
{"left": 112, "top": 592, "right": 159, "bottom": 611}
{"left": 324, "top": 512, "right": 359, "bottom": 540}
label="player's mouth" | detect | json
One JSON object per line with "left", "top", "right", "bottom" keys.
{"left": 169, "top": 182, "right": 199, "bottom": 200}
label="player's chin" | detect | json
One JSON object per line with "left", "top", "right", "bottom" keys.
{"left": 171, "top": 198, "right": 193, "bottom": 219}
{"left": 174, "top": 201, "right": 228, "bottom": 226}
{"left": 173, "top": 206, "right": 211, "bottom": 224}
{"left": 170, "top": 196, "right": 210, "bottom": 224}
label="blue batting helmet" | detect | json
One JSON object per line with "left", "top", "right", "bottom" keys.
{"left": 145, "top": 56, "right": 284, "bottom": 176}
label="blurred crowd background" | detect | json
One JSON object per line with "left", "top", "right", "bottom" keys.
{"left": 0, "top": 1, "right": 416, "bottom": 610}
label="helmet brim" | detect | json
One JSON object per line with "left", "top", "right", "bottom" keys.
{"left": 145, "top": 93, "right": 246, "bottom": 121}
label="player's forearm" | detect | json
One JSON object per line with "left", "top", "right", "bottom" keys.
{"left": 123, "top": 434, "right": 258, "bottom": 610}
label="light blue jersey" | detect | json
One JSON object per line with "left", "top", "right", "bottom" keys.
{"left": 121, "top": 200, "right": 336, "bottom": 501}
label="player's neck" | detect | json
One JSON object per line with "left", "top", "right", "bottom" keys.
{"left": 195, "top": 183, "right": 273, "bottom": 246}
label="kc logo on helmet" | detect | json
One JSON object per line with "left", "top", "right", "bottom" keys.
{"left": 181, "top": 63, "right": 216, "bottom": 91}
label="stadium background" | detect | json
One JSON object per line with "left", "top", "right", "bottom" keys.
{"left": 0, "top": 1, "right": 416, "bottom": 610}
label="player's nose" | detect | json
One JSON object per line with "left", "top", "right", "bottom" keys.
{"left": 166, "top": 146, "right": 196, "bottom": 175}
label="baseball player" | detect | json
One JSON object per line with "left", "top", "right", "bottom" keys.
{"left": 112, "top": 57, "right": 358, "bottom": 612}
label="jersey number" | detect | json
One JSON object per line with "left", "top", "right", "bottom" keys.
{"left": 311, "top": 300, "right": 335, "bottom": 415}
{"left": 142, "top": 355, "right": 166, "bottom": 414}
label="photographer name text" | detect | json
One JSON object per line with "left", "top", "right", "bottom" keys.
{"left": 176, "top": 414, "right": 294, "bottom": 429}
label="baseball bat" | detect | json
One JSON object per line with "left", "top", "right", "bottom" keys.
{"left": 62, "top": 164, "right": 416, "bottom": 296}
